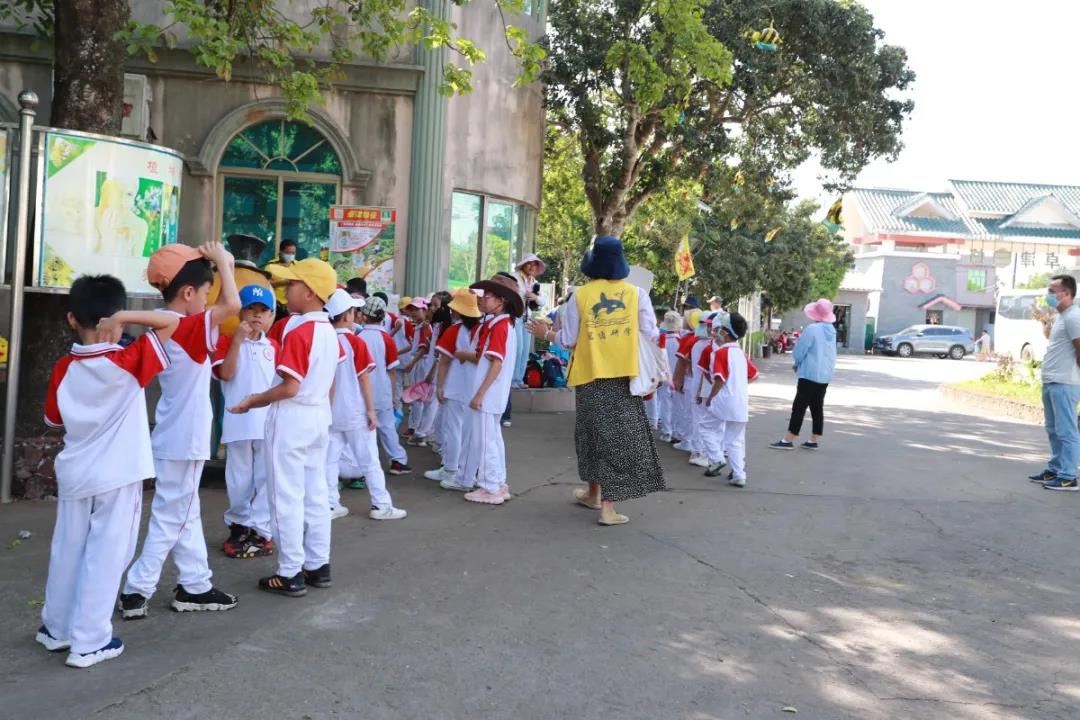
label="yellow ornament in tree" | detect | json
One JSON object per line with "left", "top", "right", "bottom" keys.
{"left": 750, "top": 26, "right": 782, "bottom": 52}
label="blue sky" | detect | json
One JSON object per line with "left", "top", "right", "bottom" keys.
{"left": 792, "top": 0, "right": 1080, "bottom": 204}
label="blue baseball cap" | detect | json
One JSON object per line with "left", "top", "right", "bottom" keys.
{"left": 239, "top": 285, "right": 274, "bottom": 310}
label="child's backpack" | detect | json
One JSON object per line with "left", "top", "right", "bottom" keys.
{"left": 524, "top": 359, "right": 544, "bottom": 388}
{"left": 542, "top": 357, "right": 566, "bottom": 388}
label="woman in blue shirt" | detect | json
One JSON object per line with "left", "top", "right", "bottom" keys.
{"left": 770, "top": 299, "right": 838, "bottom": 450}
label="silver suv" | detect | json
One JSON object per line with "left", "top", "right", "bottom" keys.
{"left": 874, "top": 325, "right": 976, "bottom": 360}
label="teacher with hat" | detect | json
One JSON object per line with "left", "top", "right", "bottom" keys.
{"left": 527, "top": 236, "right": 665, "bottom": 525}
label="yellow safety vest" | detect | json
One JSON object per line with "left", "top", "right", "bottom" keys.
{"left": 567, "top": 279, "right": 639, "bottom": 387}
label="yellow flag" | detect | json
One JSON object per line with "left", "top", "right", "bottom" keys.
{"left": 765, "top": 227, "right": 781, "bottom": 242}
{"left": 675, "top": 235, "right": 695, "bottom": 280}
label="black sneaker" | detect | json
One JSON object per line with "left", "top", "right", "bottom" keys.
{"left": 233, "top": 531, "right": 274, "bottom": 559}
{"left": 303, "top": 563, "right": 332, "bottom": 589}
{"left": 118, "top": 592, "right": 149, "bottom": 620}
{"left": 222, "top": 523, "right": 248, "bottom": 553}
{"left": 171, "top": 585, "right": 238, "bottom": 613}
{"left": 1029, "top": 470, "right": 1056, "bottom": 484}
{"left": 389, "top": 461, "right": 412, "bottom": 476}
{"left": 800, "top": 442, "right": 819, "bottom": 451}
{"left": 769, "top": 440, "right": 795, "bottom": 451}
{"left": 704, "top": 462, "right": 727, "bottom": 477}
{"left": 258, "top": 572, "right": 307, "bottom": 597}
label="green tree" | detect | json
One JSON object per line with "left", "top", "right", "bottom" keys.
{"left": 3, "top": 0, "right": 545, "bottom": 134}
{"left": 545, "top": 0, "right": 914, "bottom": 236}
{"left": 536, "top": 126, "right": 593, "bottom": 290}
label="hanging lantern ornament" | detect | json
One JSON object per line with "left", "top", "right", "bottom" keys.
{"left": 765, "top": 227, "right": 781, "bottom": 242}
{"left": 733, "top": 170, "right": 745, "bottom": 193}
{"left": 823, "top": 196, "right": 843, "bottom": 233}
{"left": 750, "top": 25, "right": 782, "bottom": 52}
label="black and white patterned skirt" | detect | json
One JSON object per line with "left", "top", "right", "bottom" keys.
{"left": 574, "top": 377, "right": 666, "bottom": 503}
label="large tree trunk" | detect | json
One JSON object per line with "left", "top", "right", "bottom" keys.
{"left": 50, "top": 0, "right": 129, "bottom": 133}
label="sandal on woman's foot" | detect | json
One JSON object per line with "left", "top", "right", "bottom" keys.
{"left": 597, "top": 512, "right": 629, "bottom": 526}
{"left": 573, "top": 488, "right": 601, "bottom": 510}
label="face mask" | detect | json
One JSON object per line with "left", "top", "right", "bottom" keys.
{"left": 1047, "top": 293, "right": 1060, "bottom": 309}
{"left": 280, "top": 253, "right": 295, "bottom": 263}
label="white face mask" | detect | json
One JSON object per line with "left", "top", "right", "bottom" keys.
{"left": 280, "top": 253, "right": 295, "bottom": 263}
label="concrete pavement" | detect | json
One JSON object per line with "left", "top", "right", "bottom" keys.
{"left": 2, "top": 354, "right": 1079, "bottom": 720}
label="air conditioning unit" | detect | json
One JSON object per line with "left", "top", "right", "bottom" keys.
{"left": 121, "top": 73, "right": 150, "bottom": 139}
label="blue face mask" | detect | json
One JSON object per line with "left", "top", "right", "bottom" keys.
{"left": 1047, "top": 293, "right": 1060, "bottom": 309}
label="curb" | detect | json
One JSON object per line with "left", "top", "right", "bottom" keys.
{"left": 939, "top": 385, "right": 1042, "bottom": 425}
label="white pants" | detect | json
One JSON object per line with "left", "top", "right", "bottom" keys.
{"left": 418, "top": 396, "right": 439, "bottom": 438}
{"left": 645, "top": 394, "right": 659, "bottom": 428}
{"left": 223, "top": 440, "right": 271, "bottom": 538}
{"left": 44, "top": 482, "right": 141, "bottom": 654}
{"left": 460, "top": 409, "right": 506, "bottom": 493}
{"left": 689, "top": 399, "right": 706, "bottom": 454}
{"left": 657, "top": 385, "right": 673, "bottom": 435}
{"left": 124, "top": 459, "right": 212, "bottom": 597}
{"left": 337, "top": 444, "right": 363, "bottom": 479}
{"left": 376, "top": 408, "right": 408, "bottom": 464}
{"left": 265, "top": 403, "right": 331, "bottom": 577}
{"left": 723, "top": 421, "right": 748, "bottom": 481}
{"left": 327, "top": 426, "right": 393, "bottom": 510}
{"left": 699, "top": 412, "right": 727, "bottom": 466}
{"left": 439, "top": 399, "right": 468, "bottom": 478}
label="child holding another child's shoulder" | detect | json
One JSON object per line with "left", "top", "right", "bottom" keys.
{"left": 228, "top": 259, "right": 342, "bottom": 598}
{"left": 38, "top": 275, "right": 179, "bottom": 668}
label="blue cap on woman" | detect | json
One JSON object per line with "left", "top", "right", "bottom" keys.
{"left": 580, "top": 235, "right": 630, "bottom": 281}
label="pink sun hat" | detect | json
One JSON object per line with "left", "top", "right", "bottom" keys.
{"left": 804, "top": 298, "right": 836, "bottom": 323}
{"left": 403, "top": 380, "right": 433, "bottom": 404}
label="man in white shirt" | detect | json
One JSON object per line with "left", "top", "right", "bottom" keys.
{"left": 1033, "top": 274, "right": 1080, "bottom": 491}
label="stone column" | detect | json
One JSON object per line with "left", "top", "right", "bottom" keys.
{"left": 404, "top": 0, "right": 451, "bottom": 296}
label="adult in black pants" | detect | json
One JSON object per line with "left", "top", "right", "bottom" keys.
{"left": 770, "top": 299, "right": 838, "bottom": 451}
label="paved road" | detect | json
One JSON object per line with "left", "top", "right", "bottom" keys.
{"left": 2, "top": 355, "right": 1078, "bottom": 720}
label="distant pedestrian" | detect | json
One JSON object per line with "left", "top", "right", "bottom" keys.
{"left": 976, "top": 328, "right": 992, "bottom": 361}
{"left": 1029, "top": 275, "right": 1080, "bottom": 491}
{"left": 770, "top": 298, "right": 838, "bottom": 451}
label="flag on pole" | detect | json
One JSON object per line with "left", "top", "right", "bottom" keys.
{"left": 675, "top": 235, "right": 695, "bottom": 280}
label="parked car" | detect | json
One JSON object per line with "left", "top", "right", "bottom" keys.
{"left": 874, "top": 325, "right": 976, "bottom": 360}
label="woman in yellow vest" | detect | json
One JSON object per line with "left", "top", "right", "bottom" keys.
{"left": 528, "top": 236, "right": 665, "bottom": 525}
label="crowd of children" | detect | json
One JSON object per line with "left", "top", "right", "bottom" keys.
{"left": 35, "top": 236, "right": 760, "bottom": 669}
{"left": 36, "top": 240, "right": 532, "bottom": 668}
{"left": 649, "top": 307, "right": 759, "bottom": 488}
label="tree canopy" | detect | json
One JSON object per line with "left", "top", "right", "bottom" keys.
{"left": 2, "top": 0, "right": 545, "bottom": 133}
{"left": 544, "top": 0, "right": 915, "bottom": 236}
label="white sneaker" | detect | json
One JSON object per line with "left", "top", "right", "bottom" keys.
{"left": 502, "top": 420, "right": 512, "bottom": 428}
{"left": 729, "top": 476, "right": 746, "bottom": 488}
{"left": 66, "top": 638, "right": 124, "bottom": 668}
{"left": 369, "top": 506, "right": 407, "bottom": 520}
{"left": 440, "top": 479, "right": 474, "bottom": 492}
{"left": 672, "top": 442, "right": 692, "bottom": 452}
{"left": 330, "top": 505, "right": 350, "bottom": 520}
{"left": 424, "top": 467, "right": 452, "bottom": 482}
{"left": 659, "top": 433, "right": 672, "bottom": 443}
{"left": 689, "top": 453, "right": 709, "bottom": 468}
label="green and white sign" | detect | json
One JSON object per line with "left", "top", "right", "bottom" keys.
{"left": 38, "top": 130, "right": 183, "bottom": 293}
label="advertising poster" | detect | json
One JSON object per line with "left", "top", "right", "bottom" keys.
{"left": 38, "top": 131, "right": 183, "bottom": 293}
{"left": 328, "top": 206, "right": 396, "bottom": 295}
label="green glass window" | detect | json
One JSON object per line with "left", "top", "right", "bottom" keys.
{"left": 219, "top": 119, "right": 342, "bottom": 264}
{"left": 221, "top": 119, "right": 342, "bottom": 175}
{"left": 450, "top": 192, "right": 482, "bottom": 289}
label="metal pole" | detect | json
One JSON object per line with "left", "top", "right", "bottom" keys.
{"left": 1, "top": 90, "right": 38, "bottom": 503}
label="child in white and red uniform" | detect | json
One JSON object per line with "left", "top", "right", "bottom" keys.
{"left": 229, "top": 258, "right": 343, "bottom": 597}
{"left": 357, "top": 296, "right": 412, "bottom": 476}
{"left": 324, "top": 289, "right": 407, "bottom": 521}
{"left": 425, "top": 288, "right": 483, "bottom": 489}
{"left": 659, "top": 311, "right": 682, "bottom": 442}
{"left": 120, "top": 242, "right": 241, "bottom": 620}
{"left": 703, "top": 312, "right": 759, "bottom": 487}
{"left": 212, "top": 285, "right": 278, "bottom": 559}
{"left": 38, "top": 275, "right": 179, "bottom": 669}
{"left": 451, "top": 276, "right": 523, "bottom": 504}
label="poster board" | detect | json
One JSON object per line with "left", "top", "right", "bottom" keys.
{"left": 327, "top": 205, "right": 396, "bottom": 295}
{"left": 36, "top": 130, "right": 183, "bottom": 294}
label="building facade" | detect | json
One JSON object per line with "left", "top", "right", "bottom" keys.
{"left": 0, "top": 1, "right": 546, "bottom": 297}
{"left": 830, "top": 180, "right": 1080, "bottom": 346}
